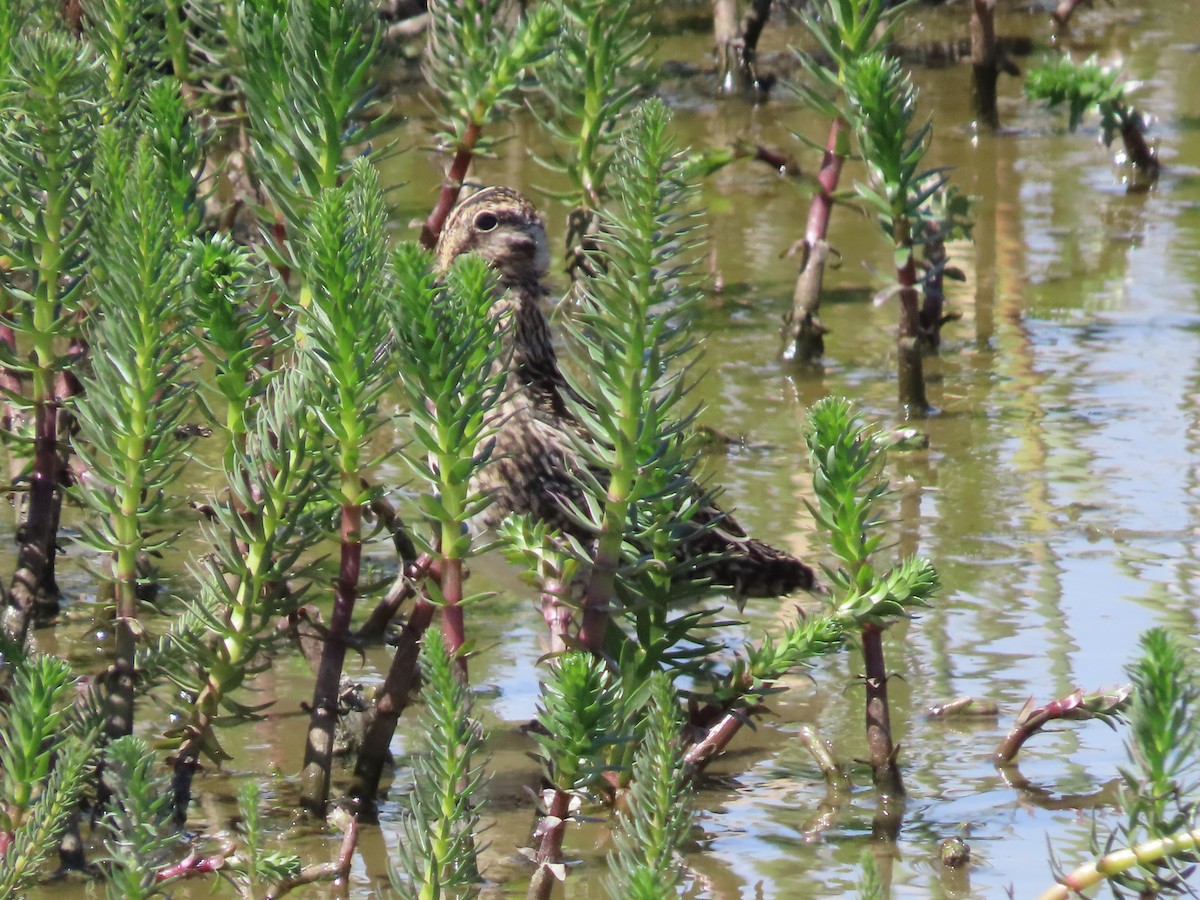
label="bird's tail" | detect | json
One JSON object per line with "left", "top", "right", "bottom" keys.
{"left": 685, "top": 507, "right": 819, "bottom": 598}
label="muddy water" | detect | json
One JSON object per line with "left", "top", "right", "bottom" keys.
{"left": 22, "top": 1, "right": 1200, "bottom": 898}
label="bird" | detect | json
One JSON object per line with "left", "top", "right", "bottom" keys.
{"left": 435, "top": 186, "right": 816, "bottom": 598}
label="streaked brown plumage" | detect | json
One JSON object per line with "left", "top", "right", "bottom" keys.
{"left": 436, "top": 186, "right": 816, "bottom": 597}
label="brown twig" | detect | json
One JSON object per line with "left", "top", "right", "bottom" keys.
{"left": 1119, "top": 110, "right": 1159, "bottom": 177}
{"left": 971, "top": 0, "right": 1001, "bottom": 130}
{"left": 895, "top": 228, "right": 928, "bottom": 417}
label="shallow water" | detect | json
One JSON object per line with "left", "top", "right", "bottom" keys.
{"left": 20, "top": 1, "right": 1200, "bottom": 897}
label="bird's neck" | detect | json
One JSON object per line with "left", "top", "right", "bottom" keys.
{"left": 496, "top": 276, "right": 566, "bottom": 401}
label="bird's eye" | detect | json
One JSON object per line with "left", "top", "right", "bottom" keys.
{"left": 474, "top": 212, "right": 499, "bottom": 232}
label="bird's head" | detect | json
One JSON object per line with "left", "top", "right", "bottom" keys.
{"left": 435, "top": 186, "right": 551, "bottom": 283}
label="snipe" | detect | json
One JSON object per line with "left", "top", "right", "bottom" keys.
{"left": 436, "top": 186, "right": 816, "bottom": 597}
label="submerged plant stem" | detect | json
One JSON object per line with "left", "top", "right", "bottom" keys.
{"left": 527, "top": 788, "right": 572, "bottom": 900}
{"left": 352, "top": 594, "right": 438, "bottom": 801}
{"left": 863, "top": 623, "right": 904, "bottom": 796}
{"left": 895, "top": 234, "right": 928, "bottom": 417}
{"left": 300, "top": 502, "right": 363, "bottom": 815}
{"left": 784, "top": 116, "right": 847, "bottom": 363}
{"left": 419, "top": 120, "right": 482, "bottom": 249}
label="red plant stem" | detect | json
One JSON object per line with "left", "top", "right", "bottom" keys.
{"left": 351, "top": 593, "right": 438, "bottom": 802}
{"left": 784, "top": 117, "right": 847, "bottom": 364}
{"left": 440, "top": 557, "right": 466, "bottom": 678}
{"left": 419, "top": 120, "right": 483, "bottom": 250}
{"left": 265, "top": 812, "right": 359, "bottom": 899}
{"left": 578, "top": 548, "right": 615, "bottom": 656}
{"left": 806, "top": 118, "right": 847, "bottom": 247}
{"left": 300, "top": 503, "right": 363, "bottom": 816}
{"left": 995, "top": 721, "right": 1039, "bottom": 764}
{"left": 683, "top": 708, "right": 746, "bottom": 771}
{"left": 526, "top": 788, "right": 572, "bottom": 900}
{"left": 155, "top": 844, "right": 236, "bottom": 882}
{"left": 540, "top": 578, "right": 570, "bottom": 655}
{"left": 745, "top": 143, "right": 801, "bottom": 177}
{"left": 862, "top": 623, "right": 904, "bottom": 796}
{"left": 5, "top": 394, "right": 62, "bottom": 645}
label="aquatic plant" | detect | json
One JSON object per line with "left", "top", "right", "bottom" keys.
{"left": 532, "top": 0, "right": 652, "bottom": 275}
{"left": 806, "top": 396, "right": 939, "bottom": 795}
{"left": 97, "top": 736, "right": 181, "bottom": 900}
{"left": 98, "top": 738, "right": 350, "bottom": 897}
{"left": 391, "top": 629, "right": 489, "bottom": 899}
{"left": 994, "top": 684, "right": 1130, "bottom": 764}
{"left": 419, "top": 0, "right": 559, "bottom": 247}
{"left": 84, "top": 0, "right": 164, "bottom": 123}
{"left": 562, "top": 98, "right": 714, "bottom": 656}
{"left": 352, "top": 246, "right": 509, "bottom": 800}
{"left": 293, "top": 160, "right": 394, "bottom": 816}
{"left": 788, "top": 0, "right": 972, "bottom": 394}
{"left": 527, "top": 651, "right": 625, "bottom": 900}
{"left": 844, "top": 51, "right": 972, "bottom": 412}
{"left": 165, "top": 368, "right": 325, "bottom": 820}
{"left": 785, "top": 0, "right": 899, "bottom": 364}
{"left": 71, "top": 123, "right": 198, "bottom": 744}
{"left": 0, "top": 654, "right": 97, "bottom": 895}
{"left": 237, "top": 0, "right": 384, "bottom": 236}
{"left": 0, "top": 31, "right": 101, "bottom": 640}
{"left": 1025, "top": 53, "right": 1159, "bottom": 182}
{"left": 1042, "top": 629, "right": 1200, "bottom": 897}
{"left": 605, "top": 671, "right": 693, "bottom": 898}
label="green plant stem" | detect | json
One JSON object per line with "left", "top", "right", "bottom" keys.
{"left": 163, "top": 0, "right": 189, "bottom": 84}
{"left": 1039, "top": 828, "right": 1200, "bottom": 900}
{"left": 172, "top": 554, "right": 270, "bottom": 820}
{"left": 578, "top": 307, "right": 646, "bottom": 654}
